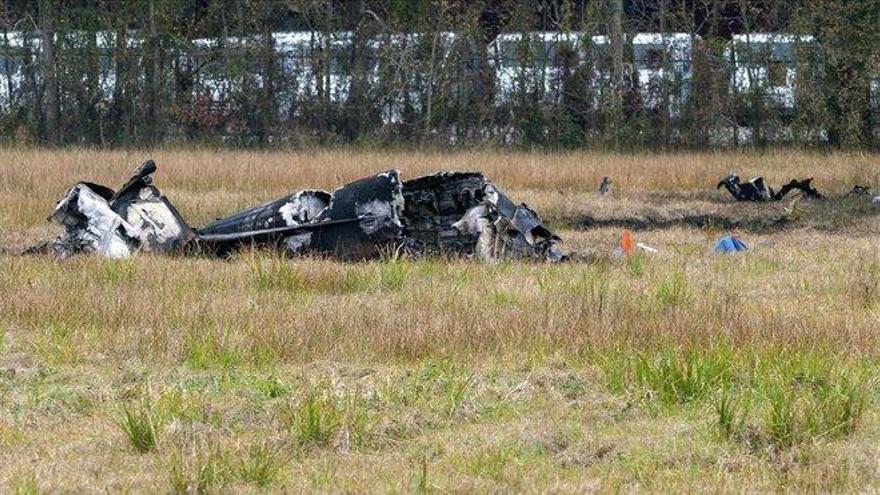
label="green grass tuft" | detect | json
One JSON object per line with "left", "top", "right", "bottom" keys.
{"left": 253, "top": 374, "right": 289, "bottom": 399}
{"left": 286, "top": 386, "right": 343, "bottom": 448}
{"left": 250, "top": 255, "right": 304, "bottom": 292}
{"left": 103, "top": 258, "right": 137, "bottom": 285}
{"left": 235, "top": 444, "right": 285, "bottom": 487}
{"left": 380, "top": 261, "right": 410, "bottom": 291}
{"left": 652, "top": 270, "right": 689, "bottom": 308}
{"left": 116, "top": 400, "right": 161, "bottom": 453}
{"left": 168, "top": 449, "right": 226, "bottom": 494}
{"left": 712, "top": 356, "right": 871, "bottom": 452}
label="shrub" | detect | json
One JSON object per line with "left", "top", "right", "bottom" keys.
{"left": 632, "top": 350, "right": 731, "bottom": 405}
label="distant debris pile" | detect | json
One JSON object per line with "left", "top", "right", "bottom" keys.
{"left": 717, "top": 173, "right": 824, "bottom": 202}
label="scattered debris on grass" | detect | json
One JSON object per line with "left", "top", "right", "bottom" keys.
{"left": 847, "top": 185, "right": 872, "bottom": 197}
{"left": 636, "top": 242, "right": 659, "bottom": 253}
{"left": 610, "top": 230, "right": 659, "bottom": 256}
{"left": 612, "top": 230, "right": 634, "bottom": 257}
{"left": 717, "top": 173, "right": 825, "bottom": 202}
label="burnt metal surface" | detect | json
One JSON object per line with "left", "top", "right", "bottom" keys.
{"left": 28, "top": 161, "right": 195, "bottom": 258}
{"left": 848, "top": 185, "right": 872, "bottom": 197}
{"left": 451, "top": 184, "right": 565, "bottom": 262}
{"left": 773, "top": 178, "right": 824, "bottom": 200}
{"left": 717, "top": 173, "right": 825, "bottom": 202}
{"left": 27, "top": 161, "right": 565, "bottom": 262}
{"left": 111, "top": 161, "right": 197, "bottom": 252}
{"left": 401, "top": 171, "right": 487, "bottom": 256}
{"left": 200, "top": 190, "right": 331, "bottom": 236}
{"left": 485, "top": 185, "right": 565, "bottom": 261}
{"left": 309, "top": 170, "right": 404, "bottom": 258}
{"left": 196, "top": 171, "right": 405, "bottom": 260}
{"left": 717, "top": 174, "right": 773, "bottom": 201}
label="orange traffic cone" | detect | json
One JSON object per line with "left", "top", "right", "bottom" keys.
{"left": 620, "top": 229, "right": 633, "bottom": 255}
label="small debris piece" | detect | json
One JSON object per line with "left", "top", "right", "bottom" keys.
{"left": 713, "top": 235, "right": 748, "bottom": 253}
{"left": 774, "top": 178, "right": 824, "bottom": 200}
{"left": 717, "top": 173, "right": 772, "bottom": 201}
{"left": 848, "top": 185, "right": 871, "bottom": 196}
{"left": 612, "top": 230, "right": 634, "bottom": 257}
{"left": 636, "top": 242, "right": 658, "bottom": 253}
{"left": 597, "top": 176, "right": 613, "bottom": 197}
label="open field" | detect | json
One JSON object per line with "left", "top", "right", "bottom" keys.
{"left": 1, "top": 148, "right": 879, "bottom": 492}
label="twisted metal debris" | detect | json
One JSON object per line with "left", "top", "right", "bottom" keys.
{"left": 27, "top": 160, "right": 565, "bottom": 262}
{"left": 717, "top": 173, "right": 825, "bottom": 202}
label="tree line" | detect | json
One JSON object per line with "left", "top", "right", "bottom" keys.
{"left": 0, "top": 0, "right": 877, "bottom": 149}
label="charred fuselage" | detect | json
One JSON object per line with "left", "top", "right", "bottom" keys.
{"left": 29, "top": 161, "right": 564, "bottom": 262}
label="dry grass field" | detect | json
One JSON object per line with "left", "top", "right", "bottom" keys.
{"left": 0, "top": 148, "right": 879, "bottom": 493}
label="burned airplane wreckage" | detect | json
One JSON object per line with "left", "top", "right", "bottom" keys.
{"left": 27, "top": 160, "right": 565, "bottom": 262}
{"left": 717, "top": 173, "right": 825, "bottom": 202}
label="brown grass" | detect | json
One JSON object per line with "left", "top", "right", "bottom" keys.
{"left": 0, "top": 148, "right": 878, "bottom": 492}
{"left": 1, "top": 147, "right": 878, "bottom": 230}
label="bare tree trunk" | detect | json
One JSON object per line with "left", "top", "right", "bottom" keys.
{"left": 86, "top": 30, "right": 99, "bottom": 143}
{"left": 424, "top": 31, "right": 439, "bottom": 138}
{"left": 260, "top": 13, "right": 276, "bottom": 144}
{"left": 610, "top": 0, "right": 624, "bottom": 87}
{"left": 2, "top": 29, "right": 15, "bottom": 111}
{"left": 110, "top": 26, "right": 128, "bottom": 142}
{"left": 609, "top": 0, "right": 625, "bottom": 146}
{"left": 146, "top": 0, "right": 161, "bottom": 144}
{"left": 40, "top": 0, "right": 58, "bottom": 144}
{"left": 659, "top": 0, "right": 669, "bottom": 146}
{"left": 22, "top": 32, "right": 38, "bottom": 132}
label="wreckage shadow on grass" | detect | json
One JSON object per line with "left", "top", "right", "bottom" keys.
{"left": 560, "top": 196, "right": 880, "bottom": 234}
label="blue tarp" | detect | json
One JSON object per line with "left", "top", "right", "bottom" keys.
{"left": 714, "top": 235, "right": 748, "bottom": 253}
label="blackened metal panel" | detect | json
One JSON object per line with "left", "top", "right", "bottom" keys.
{"left": 111, "top": 160, "right": 158, "bottom": 205}
{"left": 110, "top": 161, "right": 197, "bottom": 252}
{"left": 484, "top": 184, "right": 565, "bottom": 262}
{"left": 196, "top": 171, "right": 405, "bottom": 260}
{"left": 30, "top": 161, "right": 196, "bottom": 258}
{"left": 309, "top": 170, "right": 404, "bottom": 259}
{"left": 401, "top": 171, "right": 487, "bottom": 255}
{"left": 199, "top": 190, "right": 331, "bottom": 235}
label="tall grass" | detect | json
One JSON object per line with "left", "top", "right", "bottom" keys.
{"left": 603, "top": 349, "right": 731, "bottom": 406}
{"left": 1, "top": 150, "right": 879, "bottom": 491}
{"left": 235, "top": 444, "right": 285, "bottom": 488}
{"left": 103, "top": 258, "right": 137, "bottom": 285}
{"left": 604, "top": 347, "right": 872, "bottom": 448}
{"left": 1, "top": 148, "right": 876, "bottom": 231}
{"left": 281, "top": 382, "right": 371, "bottom": 450}
{"left": 713, "top": 359, "right": 871, "bottom": 452}
{"left": 116, "top": 400, "right": 162, "bottom": 453}
{"left": 168, "top": 449, "right": 225, "bottom": 494}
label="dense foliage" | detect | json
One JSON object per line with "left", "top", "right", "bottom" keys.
{"left": 0, "top": 0, "right": 877, "bottom": 149}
